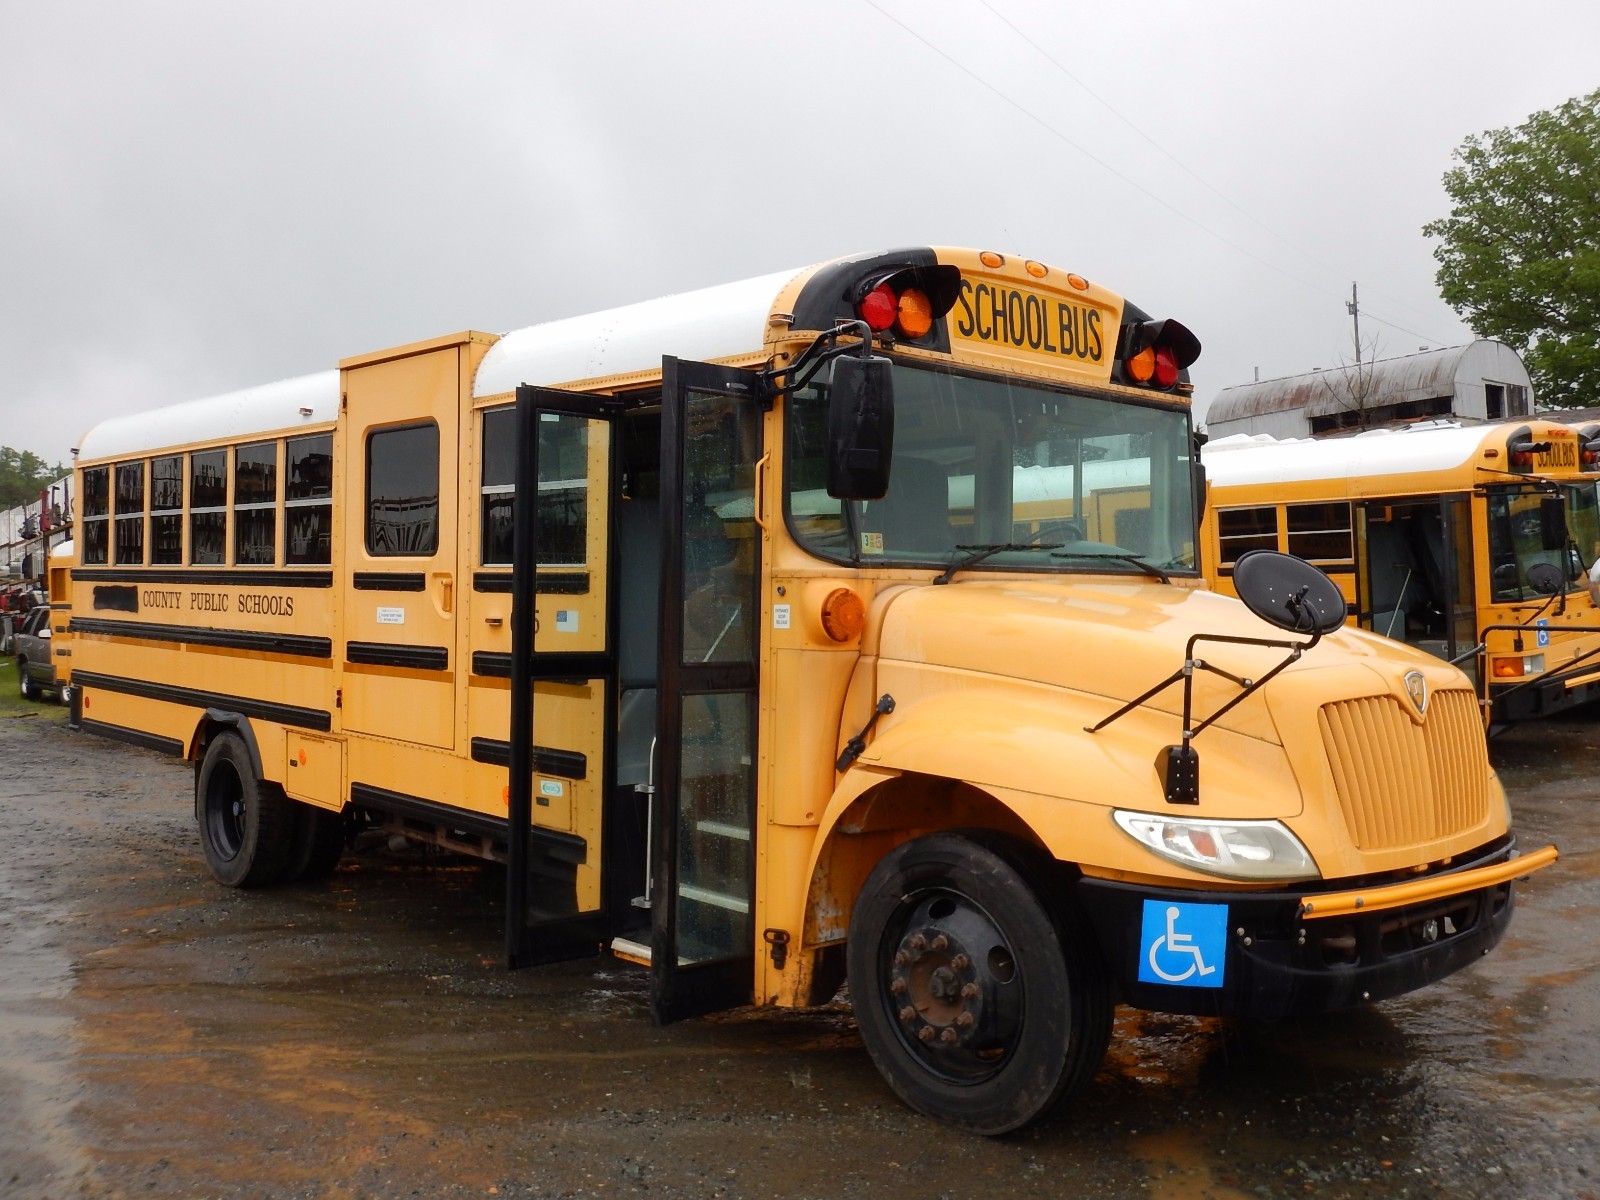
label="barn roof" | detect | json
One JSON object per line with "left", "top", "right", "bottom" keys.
{"left": 1206, "top": 344, "right": 1478, "bottom": 425}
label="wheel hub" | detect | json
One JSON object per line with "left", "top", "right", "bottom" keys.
{"left": 885, "top": 893, "right": 1023, "bottom": 1079}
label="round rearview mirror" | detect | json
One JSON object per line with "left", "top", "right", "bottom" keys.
{"left": 1526, "top": 561, "right": 1563, "bottom": 595}
{"left": 1231, "top": 550, "right": 1347, "bottom": 635}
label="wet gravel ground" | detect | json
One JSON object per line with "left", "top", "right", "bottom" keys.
{"left": 1, "top": 689, "right": 1597, "bottom": 1200}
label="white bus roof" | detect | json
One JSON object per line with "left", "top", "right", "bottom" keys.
{"left": 1201, "top": 423, "right": 1527, "bottom": 488}
{"left": 473, "top": 268, "right": 802, "bottom": 398}
{"left": 76, "top": 371, "right": 340, "bottom": 463}
{"left": 75, "top": 268, "right": 808, "bottom": 461}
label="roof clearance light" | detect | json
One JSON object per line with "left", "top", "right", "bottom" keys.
{"left": 1066, "top": 274, "right": 1090, "bottom": 291}
{"left": 859, "top": 283, "right": 897, "bottom": 332}
{"left": 1025, "top": 260, "right": 1048, "bottom": 278}
{"left": 980, "top": 251, "right": 1005, "bottom": 268}
{"left": 1126, "top": 346, "right": 1156, "bottom": 383}
{"left": 896, "top": 288, "right": 935, "bottom": 339}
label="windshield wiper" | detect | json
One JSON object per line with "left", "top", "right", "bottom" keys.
{"left": 933, "top": 542, "right": 1062, "bottom": 585}
{"left": 1049, "top": 550, "right": 1172, "bottom": 584}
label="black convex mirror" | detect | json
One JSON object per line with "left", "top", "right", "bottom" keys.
{"left": 1232, "top": 550, "right": 1347, "bottom": 635}
{"left": 1527, "top": 561, "right": 1564, "bottom": 595}
{"left": 825, "top": 353, "right": 895, "bottom": 500}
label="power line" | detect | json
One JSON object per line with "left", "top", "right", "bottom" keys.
{"left": 974, "top": 0, "right": 1460, "bottom": 337}
{"left": 861, "top": 0, "right": 1337, "bottom": 299}
{"left": 870, "top": 1, "right": 1459, "bottom": 346}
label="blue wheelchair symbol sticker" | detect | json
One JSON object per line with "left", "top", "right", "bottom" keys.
{"left": 1138, "top": 900, "right": 1227, "bottom": 988}
{"left": 1537, "top": 618, "right": 1549, "bottom": 648}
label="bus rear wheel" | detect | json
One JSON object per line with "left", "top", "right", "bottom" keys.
{"left": 846, "top": 830, "right": 1112, "bottom": 1135}
{"left": 196, "top": 731, "right": 294, "bottom": 888}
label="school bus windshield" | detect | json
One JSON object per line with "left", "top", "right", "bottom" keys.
{"left": 1485, "top": 484, "right": 1596, "bottom": 602}
{"left": 786, "top": 360, "right": 1198, "bottom": 576}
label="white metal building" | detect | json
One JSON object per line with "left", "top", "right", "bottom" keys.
{"left": 1203, "top": 341, "right": 1534, "bottom": 440}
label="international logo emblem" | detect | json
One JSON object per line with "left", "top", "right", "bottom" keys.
{"left": 1404, "top": 669, "right": 1428, "bottom": 715}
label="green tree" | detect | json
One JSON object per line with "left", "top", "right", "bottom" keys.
{"left": 1423, "top": 89, "right": 1600, "bottom": 408}
{"left": 0, "top": 446, "right": 68, "bottom": 510}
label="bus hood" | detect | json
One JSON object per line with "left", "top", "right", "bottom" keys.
{"left": 872, "top": 578, "right": 1458, "bottom": 746}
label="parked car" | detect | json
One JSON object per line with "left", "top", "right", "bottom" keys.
{"left": 15, "top": 605, "right": 68, "bottom": 703}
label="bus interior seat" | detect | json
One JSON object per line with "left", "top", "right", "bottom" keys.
{"left": 866, "top": 455, "right": 955, "bottom": 556}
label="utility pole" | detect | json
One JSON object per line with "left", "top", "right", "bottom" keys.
{"left": 1345, "top": 282, "right": 1361, "bottom": 364}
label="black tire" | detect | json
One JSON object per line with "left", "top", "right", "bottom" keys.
{"left": 847, "top": 830, "right": 1113, "bottom": 1135}
{"left": 285, "top": 802, "right": 347, "bottom": 882}
{"left": 18, "top": 660, "right": 37, "bottom": 700}
{"left": 195, "top": 732, "right": 294, "bottom": 887}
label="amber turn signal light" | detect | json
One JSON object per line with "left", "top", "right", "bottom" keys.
{"left": 821, "top": 588, "right": 866, "bottom": 642}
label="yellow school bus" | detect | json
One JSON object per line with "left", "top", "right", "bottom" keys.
{"left": 68, "top": 248, "right": 1555, "bottom": 1133}
{"left": 1202, "top": 420, "right": 1600, "bottom": 726}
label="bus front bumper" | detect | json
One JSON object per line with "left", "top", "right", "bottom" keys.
{"left": 1074, "top": 840, "right": 1557, "bottom": 1020}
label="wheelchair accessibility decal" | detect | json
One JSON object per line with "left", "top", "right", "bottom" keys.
{"left": 1137, "top": 900, "right": 1228, "bottom": 988}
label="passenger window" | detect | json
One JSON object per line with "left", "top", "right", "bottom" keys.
{"left": 479, "top": 407, "right": 589, "bottom": 567}
{"left": 1286, "top": 502, "right": 1353, "bottom": 563}
{"left": 190, "top": 449, "right": 227, "bottom": 565}
{"left": 114, "top": 461, "right": 146, "bottom": 566}
{"left": 286, "top": 434, "right": 333, "bottom": 565}
{"left": 367, "top": 423, "right": 439, "bottom": 556}
{"left": 151, "top": 455, "right": 184, "bottom": 565}
{"left": 1217, "top": 506, "right": 1279, "bottom": 565}
{"left": 235, "top": 442, "right": 279, "bottom": 566}
{"left": 81, "top": 466, "right": 110, "bottom": 565}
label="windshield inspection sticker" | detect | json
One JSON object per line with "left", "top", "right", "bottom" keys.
{"left": 1138, "top": 900, "right": 1227, "bottom": 988}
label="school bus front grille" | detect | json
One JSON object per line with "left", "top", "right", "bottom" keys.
{"left": 1318, "top": 689, "right": 1489, "bottom": 851}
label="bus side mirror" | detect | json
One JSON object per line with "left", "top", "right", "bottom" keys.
{"left": 826, "top": 353, "right": 895, "bottom": 500}
{"left": 1540, "top": 495, "right": 1567, "bottom": 551}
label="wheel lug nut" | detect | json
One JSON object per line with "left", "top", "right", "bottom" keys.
{"left": 950, "top": 953, "right": 970, "bottom": 971}
{"left": 899, "top": 1006, "right": 917, "bottom": 1023}
{"left": 930, "top": 934, "right": 949, "bottom": 952}
{"left": 889, "top": 977, "right": 907, "bottom": 994}
{"left": 955, "top": 1011, "right": 975, "bottom": 1028}
{"left": 909, "top": 934, "right": 926, "bottom": 951}
{"left": 960, "top": 982, "right": 979, "bottom": 999}
{"left": 893, "top": 950, "right": 910, "bottom": 966}
{"left": 940, "top": 1028, "right": 959, "bottom": 1044}
{"left": 918, "top": 1026, "right": 936, "bottom": 1043}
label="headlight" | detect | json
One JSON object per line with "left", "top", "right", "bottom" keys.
{"left": 1112, "top": 810, "right": 1320, "bottom": 881}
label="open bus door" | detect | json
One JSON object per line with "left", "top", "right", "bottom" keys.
{"left": 1356, "top": 495, "right": 1474, "bottom": 665}
{"left": 505, "top": 385, "right": 622, "bottom": 967}
{"left": 651, "top": 358, "right": 765, "bottom": 1023}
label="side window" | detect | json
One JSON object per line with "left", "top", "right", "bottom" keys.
{"left": 1217, "top": 506, "right": 1279, "bottom": 565}
{"left": 1286, "top": 501, "right": 1352, "bottom": 563}
{"left": 190, "top": 449, "right": 227, "bottom": 565}
{"left": 367, "top": 423, "right": 439, "bottom": 556}
{"left": 286, "top": 434, "right": 333, "bottom": 565}
{"left": 478, "top": 407, "right": 591, "bottom": 568}
{"left": 81, "top": 466, "right": 110, "bottom": 565}
{"left": 235, "top": 442, "right": 278, "bottom": 566}
{"left": 480, "top": 408, "right": 515, "bottom": 566}
{"left": 151, "top": 455, "right": 184, "bottom": 565}
{"left": 114, "top": 461, "right": 146, "bottom": 566}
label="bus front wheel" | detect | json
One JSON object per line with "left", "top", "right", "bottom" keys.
{"left": 196, "top": 732, "right": 294, "bottom": 888}
{"left": 846, "top": 830, "right": 1112, "bottom": 1135}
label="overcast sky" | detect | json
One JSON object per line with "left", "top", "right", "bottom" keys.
{"left": 3, "top": 0, "right": 1597, "bottom": 467}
